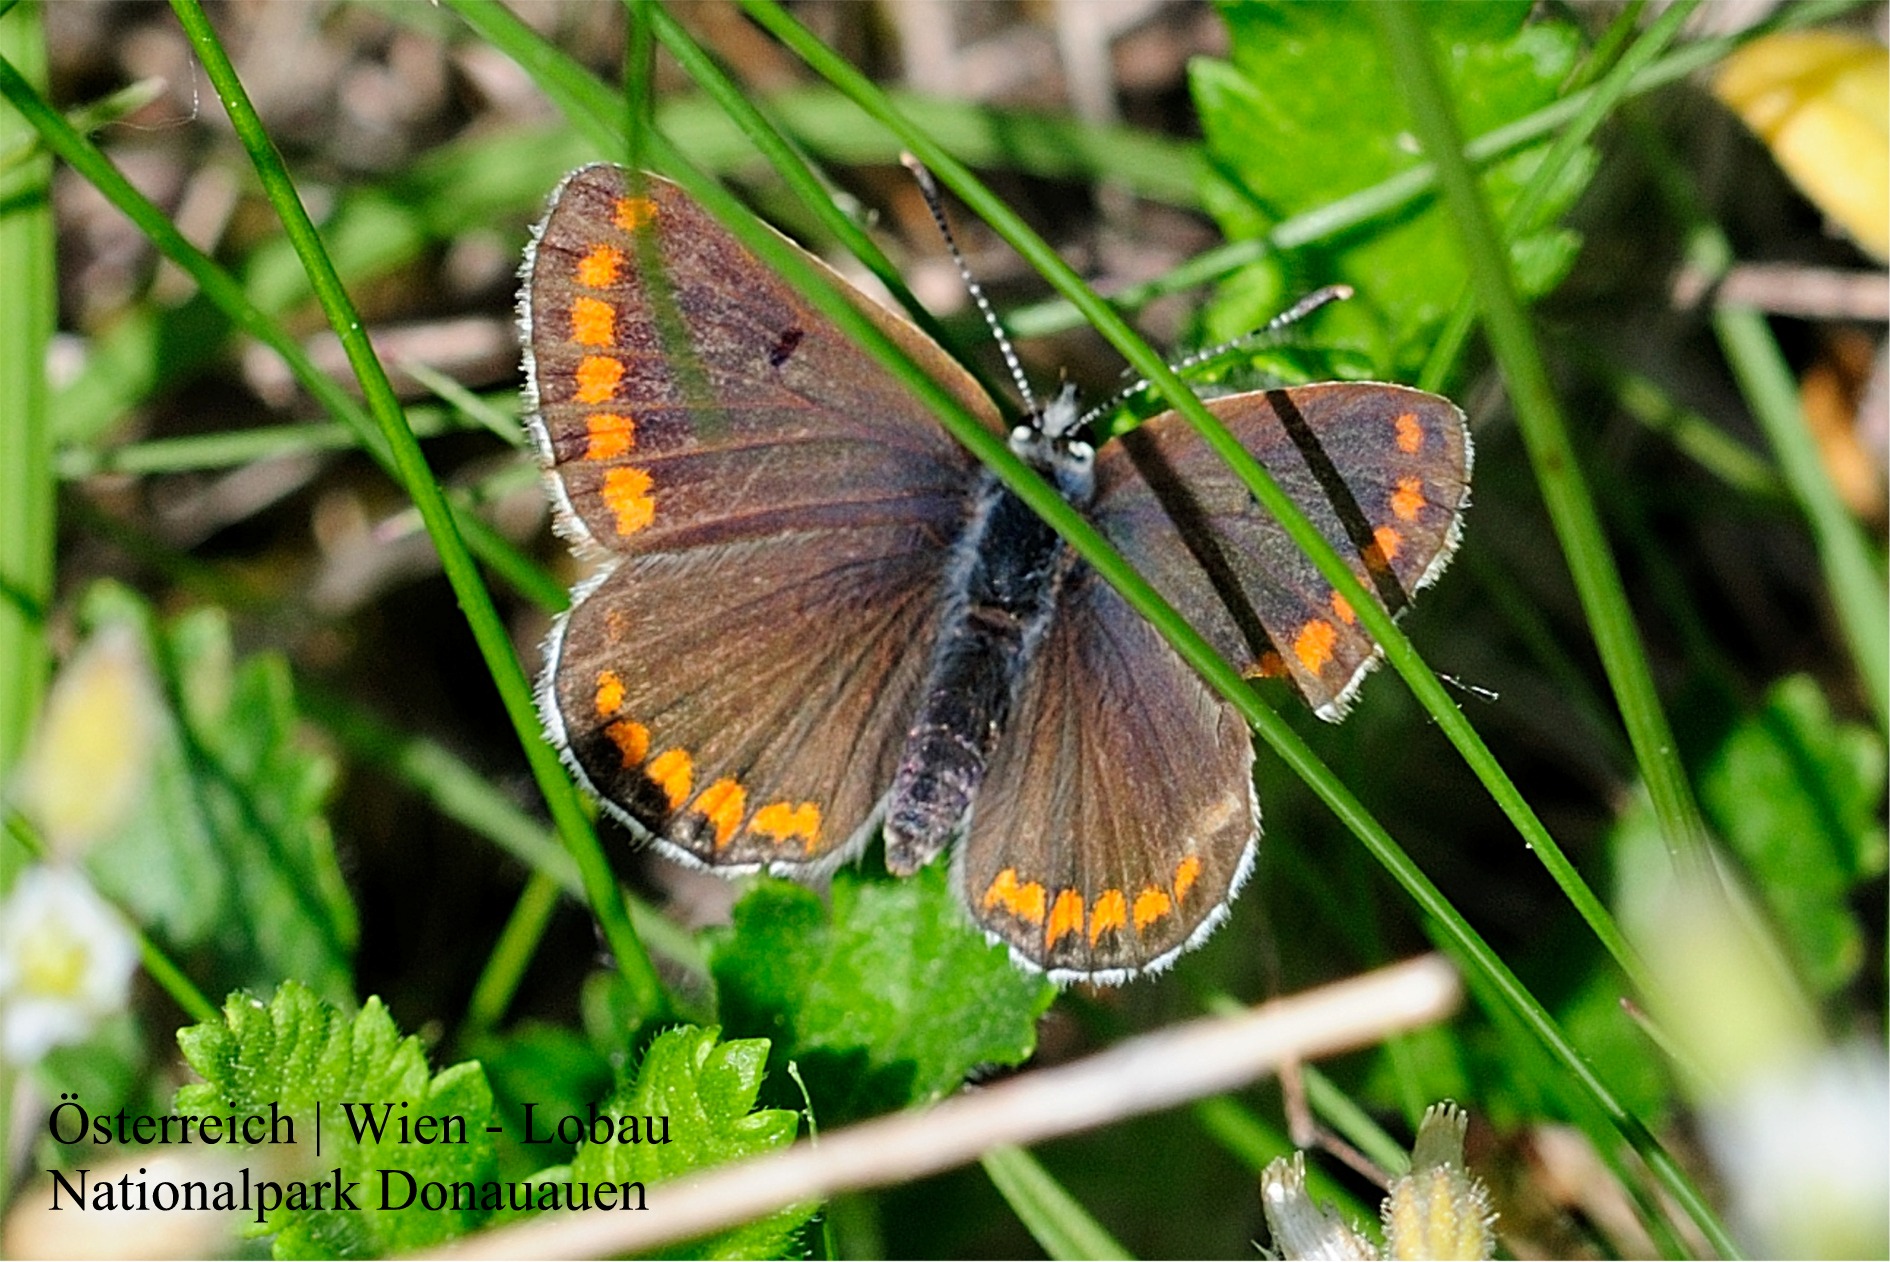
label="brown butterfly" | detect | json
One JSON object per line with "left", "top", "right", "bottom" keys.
{"left": 520, "top": 166, "right": 1469, "bottom": 982}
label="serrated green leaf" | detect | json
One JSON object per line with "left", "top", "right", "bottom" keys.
{"left": 173, "top": 981, "right": 499, "bottom": 1258}
{"left": 1191, "top": 0, "right": 1583, "bottom": 378}
{"left": 1698, "top": 676, "right": 1887, "bottom": 992}
{"left": 709, "top": 866, "right": 1056, "bottom": 1125}
{"left": 75, "top": 582, "right": 355, "bottom": 1001}
{"left": 569, "top": 1024, "right": 809, "bottom": 1259}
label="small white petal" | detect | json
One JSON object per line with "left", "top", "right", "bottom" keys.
{"left": 1704, "top": 1042, "right": 1890, "bottom": 1258}
{"left": 0, "top": 867, "right": 140, "bottom": 1064}
{"left": 1261, "top": 1153, "right": 1378, "bottom": 1261}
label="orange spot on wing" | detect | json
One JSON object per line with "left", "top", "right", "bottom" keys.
{"left": 693, "top": 778, "right": 747, "bottom": 849}
{"left": 751, "top": 801, "right": 821, "bottom": 851}
{"left": 601, "top": 467, "right": 655, "bottom": 536}
{"left": 1294, "top": 619, "right": 1337, "bottom": 675}
{"left": 1046, "top": 889, "right": 1085, "bottom": 949}
{"left": 614, "top": 196, "right": 657, "bottom": 232}
{"left": 981, "top": 868, "right": 1047, "bottom": 925}
{"left": 1089, "top": 889, "right": 1127, "bottom": 944}
{"left": 594, "top": 669, "right": 626, "bottom": 717}
{"left": 1373, "top": 524, "right": 1403, "bottom": 563}
{"left": 571, "top": 296, "right": 616, "bottom": 347}
{"left": 575, "top": 355, "right": 624, "bottom": 404}
{"left": 1245, "top": 649, "right": 1289, "bottom": 680}
{"left": 1391, "top": 476, "right": 1427, "bottom": 522}
{"left": 585, "top": 412, "right": 636, "bottom": 461}
{"left": 1395, "top": 411, "right": 1423, "bottom": 454}
{"left": 646, "top": 748, "right": 693, "bottom": 810}
{"left": 604, "top": 719, "right": 649, "bottom": 768}
{"left": 1132, "top": 886, "right": 1173, "bottom": 932}
{"left": 1330, "top": 591, "right": 1356, "bottom": 624}
{"left": 575, "top": 244, "right": 624, "bottom": 289}
{"left": 1173, "top": 855, "right": 1202, "bottom": 903}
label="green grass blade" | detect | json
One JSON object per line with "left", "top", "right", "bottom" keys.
{"left": 0, "top": 55, "right": 566, "bottom": 614}
{"left": 1592, "top": 355, "right": 1790, "bottom": 503}
{"left": 1004, "top": 0, "right": 1867, "bottom": 341}
{"left": 1712, "top": 302, "right": 1888, "bottom": 730}
{"left": 464, "top": 870, "right": 563, "bottom": 1038}
{"left": 0, "top": 2, "right": 53, "bottom": 781}
{"left": 1376, "top": 2, "right": 1714, "bottom": 863}
{"left": 1633, "top": 103, "right": 1888, "bottom": 731}
{"left": 1370, "top": 4, "right": 1732, "bottom": 1253}
{"left": 0, "top": 11, "right": 53, "bottom": 1203}
{"left": 165, "top": 0, "right": 665, "bottom": 1020}
{"left": 647, "top": 6, "right": 983, "bottom": 374}
{"left": 737, "top": 2, "right": 1732, "bottom": 1253}
{"left": 744, "top": 0, "right": 1647, "bottom": 996}
{"left": 981, "top": 1144, "right": 1133, "bottom": 1261}
{"left": 58, "top": 405, "right": 489, "bottom": 478}
{"left": 1418, "top": 0, "right": 1700, "bottom": 394}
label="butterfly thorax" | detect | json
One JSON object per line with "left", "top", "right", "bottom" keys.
{"left": 882, "top": 391, "right": 1094, "bottom": 876}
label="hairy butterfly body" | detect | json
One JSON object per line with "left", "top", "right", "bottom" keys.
{"left": 521, "top": 165, "right": 1470, "bottom": 983}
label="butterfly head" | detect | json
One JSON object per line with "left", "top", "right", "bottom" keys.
{"left": 1010, "top": 382, "right": 1095, "bottom": 504}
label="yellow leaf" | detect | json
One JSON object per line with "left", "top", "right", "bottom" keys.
{"left": 14, "top": 625, "right": 162, "bottom": 854}
{"left": 1715, "top": 31, "right": 1889, "bottom": 261}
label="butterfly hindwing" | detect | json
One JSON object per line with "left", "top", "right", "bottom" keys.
{"left": 525, "top": 165, "right": 1002, "bottom": 868}
{"left": 547, "top": 526, "right": 953, "bottom": 871}
{"left": 1093, "top": 383, "right": 1470, "bottom": 719}
{"left": 956, "top": 565, "right": 1258, "bottom": 982}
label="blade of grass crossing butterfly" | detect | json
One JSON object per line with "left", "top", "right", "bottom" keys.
{"left": 1096, "top": 384, "right": 1471, "bottom": 721}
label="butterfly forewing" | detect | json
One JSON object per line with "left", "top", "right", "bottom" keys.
{"left": 1094, "top": 383, "right": 1470, "bottom": 719}
{"left": 524, "top": 166, "right": 1002, "bottom": 558}
{"left": 525, "top": 165, "right": 1000, "bottom": 869}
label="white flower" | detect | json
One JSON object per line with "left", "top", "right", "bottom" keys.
{"left": 1260, "top": 1152, "right": 1378, "bottom": 1260}
{"left": 1260, "top": 1105, "right": 1497, "bottom": 1262}
{"left": 0, "top": 866, "right": 139, "bottom": 1064}
{"left": 1703, "top": 1042, "right": 1890, "bottom": 1258}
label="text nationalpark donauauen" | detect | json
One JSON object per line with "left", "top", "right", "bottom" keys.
{"left": 44, "top": 1095, "right": 671, "bottom": 1219}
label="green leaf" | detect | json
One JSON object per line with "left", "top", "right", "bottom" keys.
{"left": 708, "top": 867, "right": 1057, "bottom": 1124}
{"left": 1189, "top": 0, "right": 1583, "bottom": 377}
{"left": 76, "top": 581, "right": 356, "bottom": 1001}
{"left": 1697, "top": 676, "right": 1888, "bottom": 992}
{"left": 478, "top": 1020, "right": 614, "bottom": 1173}
{"left": 569, "top": 1025, "right": 809, "bottom": 1259}
{"left": 173, "top": 982, "right": 499, "bottom": 1257}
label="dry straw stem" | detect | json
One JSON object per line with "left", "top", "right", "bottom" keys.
{"left": 434, "top": 954, "right": 1461, "bottom": 1260}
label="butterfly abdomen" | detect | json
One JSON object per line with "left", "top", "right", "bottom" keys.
{"left": 884, "top": 477, "right": 1072, "bottom": 874}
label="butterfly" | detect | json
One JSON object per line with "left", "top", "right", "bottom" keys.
{"left": 520, "top": 165, "right": 1470, "bottom": 984}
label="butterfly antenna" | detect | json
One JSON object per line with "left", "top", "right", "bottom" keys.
{"left": 1076, "top": 283, "right": 1355, "bottom": 431}
{"left": 901, "top": 154, "right": 1038, "bottom": 416}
